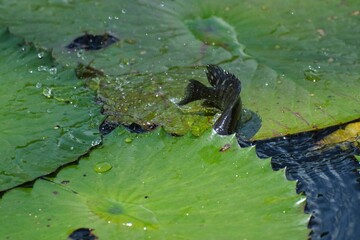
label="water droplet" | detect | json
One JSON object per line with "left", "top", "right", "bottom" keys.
{"left": 125, "top": 138, "right": 133, "bottom": 143}
{"left": 91, "top": 138, "right": 102, "bottom": 147}
{"left": 38, "top": 65, "right": 49, "bottom": 72}
{"left": 37, "top": 52, "right": 45, "bottom": 59}
{"left": 121, "top": 9, "right": 126, "bottom": 14}
{"left": 123, "top": 222, "right": 133, "bottom": 227}
{"left": 36, "top": 82, "right": 42, "bottom": 88}
{"left": 70, "top": 146, "right": 74, "bottom": 150}
{"left": 49, "top": 67, "right": 57, "bottom": 75}
{"left": 76, "top": 50, "right": 84, "bottom": 58}
{"left": 160, "top": 2, "right": 165, "bottom": 7}
{"left": 304, "top": 67, "right": 321, "bottom": 82}
{"left": 94, "top": 162, "right": 112, "bottom": 173}
{"left": 42, "top": 88, "right": 53, "bottom": 98}
{"left": 29, "top": 70, "right": 33, "bottom": 74}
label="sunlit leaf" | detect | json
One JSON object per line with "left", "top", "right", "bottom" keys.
{"left": 0, "top": 128, "right": 308, "bottom": 239}
{"left": 0, "top": 0, "right": 359, "bottom": 139}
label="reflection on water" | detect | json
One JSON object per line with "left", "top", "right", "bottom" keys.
{"left": 253, "top": 126, "right": 360, "bottom": 240}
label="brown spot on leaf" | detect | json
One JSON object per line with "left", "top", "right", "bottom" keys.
{"left": 219, "top": 143, "right": 231, "bottom": 152}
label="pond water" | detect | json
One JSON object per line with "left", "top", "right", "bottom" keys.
{"left": 252, "top": 125, "right": 360, "bottom": 240}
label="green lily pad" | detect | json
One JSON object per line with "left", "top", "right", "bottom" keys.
{"left": 0, "top": 28, "right": 102, "bottom": 191}
{"left": 0, "top": 0, "right": 359, "bottom": 139}
{"left": 0, "top": 128, "right": 308, "bottom": 239}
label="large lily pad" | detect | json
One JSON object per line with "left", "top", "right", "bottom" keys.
{"left": 0, "top": 0, "right": 359, "bottom": 139}
{"left": 0, "top": 28, "right": 102, "bottom": 191}
{"left": 0, "top": 128, "right": 308, "bottom": 239}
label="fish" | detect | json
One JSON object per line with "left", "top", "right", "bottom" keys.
{"left": 178, "top": 64, "right": 242, "bottom": 135}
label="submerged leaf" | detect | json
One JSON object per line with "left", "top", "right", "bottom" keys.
{"left": 86, "top": 68, "right": 215, "bottom": 136}
{"left": 316, "top": 121, "right": 360, "bottom": 147}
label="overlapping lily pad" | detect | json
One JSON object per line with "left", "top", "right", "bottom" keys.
{"left": 0, "top": 28, "right": 102, "bottom": 191}
{"left": 0, "top": 128, "right": 308, "bottom": 239}
{"left": 0, "top": 0, "right": 359, "bottom": 139}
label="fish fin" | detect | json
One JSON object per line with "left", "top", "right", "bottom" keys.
{"left": 178, "top": 79, "right": 213, "bottom": 105}
{"left": 206, "top": 64, "right": 241, "bottom": 91}
{"left": 213, "top": 98, "right": 242, "bottom": 135}
{"left": 206, "top": 65, "right": 241, "bottom": 110}
{"left": 179, "top": 65, "right": 244, "bottom": 136}
{"left": 206, "top": 64, "right": 227, "bottom": 87}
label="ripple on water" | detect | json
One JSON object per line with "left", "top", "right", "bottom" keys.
{"left": 252, "top": 125, "right": 360, "bottom": 239}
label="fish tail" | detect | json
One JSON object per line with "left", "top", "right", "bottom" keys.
{"left": 178, "top": 79, "right": 213, "bottom": 105}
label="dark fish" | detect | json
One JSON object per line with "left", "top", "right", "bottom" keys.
{"left": 178, "top": 64, "right": 242, "bottom": 135}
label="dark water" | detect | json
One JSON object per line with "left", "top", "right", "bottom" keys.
{"left": 246, "top": 126, "right": 360, "bottom": 240}
{"left": 66, "top": 33, "right": 118, "bottom": 51}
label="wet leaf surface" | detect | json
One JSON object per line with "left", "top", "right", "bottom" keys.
{"left": 0, "top": 1, "right": 359, "bottom": 239}
{"left": 0, "top": 128, "right": 308, "bottom": 239}
{"left": 0, "top": 29, "right": 102, "bottom": 191}
{"left": 0, "top": 0, "right": 359, "bottom": 139}
{"left": 87, "top": 68, "right": 216, "bottom": 136}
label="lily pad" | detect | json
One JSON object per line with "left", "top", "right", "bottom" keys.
{"left": 0, "top": 128, "right": 308, "bottom": 239}
{"left": 0, "top": 28, "right": 102, "bottom": 191}
{"left": 0, "top": 0, "right": 359, "bottom": 139}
